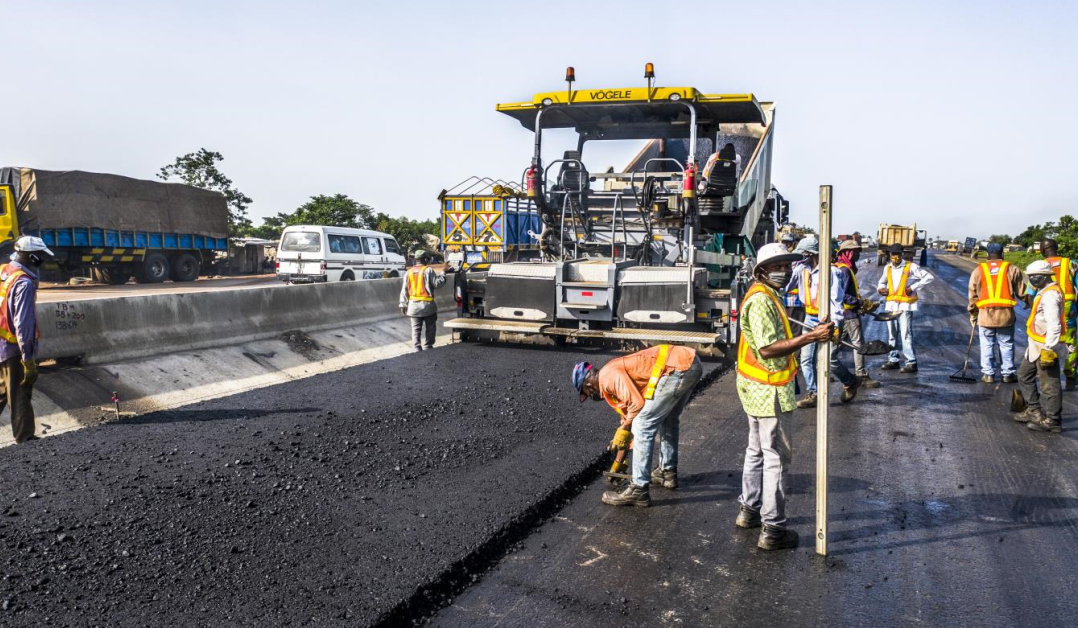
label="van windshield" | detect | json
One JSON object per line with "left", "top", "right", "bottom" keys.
{"left": 281, "top": 232, "right": 322, "bottom": 253}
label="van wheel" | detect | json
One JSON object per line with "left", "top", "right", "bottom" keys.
{"left": 340, "top": 271, "right": 355, "bottom": 281}
{"left": 170, "top": 253, "right": 201, "bottom": 282}
{"left": 136, "top": 253, "right": 170, "bottom": 283}
{"left": 388, "top": 270, "right": 399, "bottom": 278}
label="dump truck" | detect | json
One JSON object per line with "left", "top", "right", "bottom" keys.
{"left": 438, "top": 177, "right": 542, "bottom": 265}
{"left": 0, "top": 168, "right": 229, "bottom": 284}
{"left": 876, "top": 222, "right": 927, "bottom": 265}
{"left": 444, "top": 65, "right": 779, "bottom": 357}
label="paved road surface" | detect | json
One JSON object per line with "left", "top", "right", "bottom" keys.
{"left": 38, "top": 275, "right": 279, "bottom": 302}
{"left": 434, "top": 252, "right": 1078, "bottom": 627}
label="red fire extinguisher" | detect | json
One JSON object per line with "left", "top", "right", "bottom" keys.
{"left": 682, "top": 162, "right": 696, "bottom": 199}
{"left": 526, "top": 165, "right": 540, "bottom": 199}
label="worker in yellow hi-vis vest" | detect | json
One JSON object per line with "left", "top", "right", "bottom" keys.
{"left": 572, "top": 344, "right": 702, "bottom": 508}
{"left": 876, "top": 243, "right": 934, "bottom": 372}
{"left": 398, "top": 250, "right": 447, "bottom": 351}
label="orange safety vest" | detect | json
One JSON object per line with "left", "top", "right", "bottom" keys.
{"left": 886, "top": 262, "right": 918, "bottom": 304}
{"left": 1027, "top": 284, "right": 1067, "bottom": 343}
{"left": 407, "top": 266, "right": 433, "bottom": 302}
{"left": 737, "top": 283, "right": 798, "bottom": 386}
{"left": 0, "top": 265, "right": 39, "bottom": 347}
{"left": 1045, "top": 256, "right": 1075, "bottom": 303}
{"left": 600, "top": 344, "right": 674, "bottom": 416}
{"left": 801, "top": 268, "right": 819, "bottom": 316}
{"left": 835, "top": 262, "right": 859, "bottom": 310}
{"left": 975, "top": 261, "right": 1016, "bottom": 309}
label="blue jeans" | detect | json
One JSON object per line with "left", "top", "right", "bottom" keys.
{"left": 978, "top": 325, "right": 1015, "bottom": 377}
{"left": 887, "top": 311, "right": 916, "bottom": 365}
{"left": 631, "top": 359, "right": 703, "bottom": 487}
{"left": 798, "top": 318, "right": 854, "bottom": 391}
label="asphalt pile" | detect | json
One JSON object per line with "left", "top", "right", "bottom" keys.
{"left": 0, "top": 345, "right": 622, "bottom": 626}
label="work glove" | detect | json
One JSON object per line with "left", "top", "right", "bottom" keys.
{"left": 20, "top": 359, "right": 38, "bottom": 388}
{"left": 608, "top": 427, "right": 633, "bottom": 452}
{"left": 1039, "top": 349, "right": 1059, "bottom": 369}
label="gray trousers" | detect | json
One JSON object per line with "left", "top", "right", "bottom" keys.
{"left": 1018, "top": 356, "right": 1061, "bottom": 422}
{"left": 410, "top": 314, "right": 437, "bottom": 351}
{"left": 841, "top": 315, "right": 868, "bottom": 376}
{"left": 738, "top": 405, "right": 793, "bottom": 528}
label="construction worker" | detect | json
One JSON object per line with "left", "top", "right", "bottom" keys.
{"left": 1014, "top": 260, "right": 1066, "bottom": 433}
{"left": 968, "top": 243, "right": 1024, "bottom": 383}
{"left": 399, "top": 250, "right": 447, "bottom": 352}
{"left": 833, "top": 240, "right": 880, "bottom": 389}
{"left": 1039, "top": 238, "right": 1078, "bottom": 389}
{"left": 780, "top": 232, "right": 797, "bottom": 253}
{"left": 877, "top": 243, "right": 934, "bottom": 372}
{"left": 786, "top": 237, "right": 862, "bottom": 408}
{"left": 572, "top": 345, "right": 703, "bottom": 507}
{"left": 0, "top": 236, "right": 52, "bottom": 443}
{"left": 735, "top": 243, "right": 836, "bottom": 551}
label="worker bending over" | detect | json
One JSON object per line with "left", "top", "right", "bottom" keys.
{"left": 967, "top": 243, "right": 1024, "bottom": 383}
{"left": 833, "top": 240, "right": 880, "bottom": 389}
{"left": 399, "top": 250, "right": 448, "bottom": 352}
{"left": 1014, "top": 261, "right": 1066, "bottom": 433}
{"left": 573, "top": 344, "right": 702, "bottom": 507}
{"left": 877, "top": 244, "right": 934, "bottom": 372}
{"left": 736, "top": 243, "right": 835, "bottom": 551}
{"left": 1039, "top": 238, "right": 1078, "bottom": 389}
{"left": 0, "top": 237, "right": 52, "bottom": 443}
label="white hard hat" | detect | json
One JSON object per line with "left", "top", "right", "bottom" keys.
{"left": 794, "top": 236, "right": 819, "bottom": 255}
{"left": 753, "top": 242, "right": 802, "bottom": 273}
{"left": 13, "top": 235, "right": 54, "bottom": 257}
{"left": 1026, "top": 260, "right": 1053, "bottom": 276}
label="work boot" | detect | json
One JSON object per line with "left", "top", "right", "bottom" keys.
{"left": 1013, "top": 407, "right": 1042, "bottom": 423}
{"left": 981, "top": 375, "right": 995, "bottom": 384}
{"left": 859, "top": 375, "right": 881, "bottom": 389}
{"left": 650, "top": 467, "right": 678, "bottom": 490}
{"left": 1027, "top": 416, "right": 1062, "bottom": 433}
{"left": 796, "top": 393, "right": 817, "bottom": 409}
{"left": 1002, "top": 374, "right": 1018, "bottom": 383}
{"left": 900, "top": 363, "right": 918, "bottom": 373}
{"left": 840, "top": 376, "right": 862, "bottom": 403}
{"left": 735, "top": 505, "right": 762, "bottom": 529}
{"left": 757, "top": 525, "right": 799, "bottom": 551}
{"left": 881, "top": 361, "right": 900, "bottom": 370}
{"left": 601, "top": 483, "right": 650, "bottom": 507}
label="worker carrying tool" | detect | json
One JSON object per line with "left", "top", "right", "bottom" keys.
{"left": 1014, "top": 260, "right": 1066, "bottom": 433}
{"left": 736, "top": 243, "right": 835, "bottom": 551}
{"left": 1039, "top": 238, "right": 1078, "bottom": 390}
{"left": 785, "top": 237, "right": 863, "bottom": 408}
{"left": 572, "top": 344, "right": 703, "bottom": 508}
{"left": 877, "top": 243, "right": 934, "bottom": 373}
{"left": 0, "top": 236, "right": 52, "bottom": 443}
{"left": 833, "top": 239, "right": 880, "bottom": 389}
{"left": 967, "top": 243, "right": 1024, "bottom": 383}
{"left": 399, "top": 250, "right": 449, "bottom": 352}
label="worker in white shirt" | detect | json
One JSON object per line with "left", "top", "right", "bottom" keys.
{"left": 1015, "top": 260, "right": 1066, "bottom": 433}
{"left": 876, "top": 244, "right": 934, "bottom": 373}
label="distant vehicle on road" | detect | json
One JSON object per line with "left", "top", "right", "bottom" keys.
{"left": 963, "top": 237, "right": 977, "bottom": 254}
{"left": 276, "top": 225, "right": 406, "bottom": 284}
{"left": 876, "top": 223, "right": 926, "bottom": 265}
{"left": 946, "top": 240, "right": 959, "bottom": 252}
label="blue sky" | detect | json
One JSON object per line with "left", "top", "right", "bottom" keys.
{"left": 5, "top": 0, "right": 1075, "bottom": 241}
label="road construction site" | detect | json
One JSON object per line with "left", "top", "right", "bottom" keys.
{"left": 1, "top": 251, "right": 1076, "bottom": 627}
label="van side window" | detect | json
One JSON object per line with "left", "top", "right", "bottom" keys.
{"left": 362, "top": 237, "right": 383, "bottom": 256}
{"left": 383, "top": 238, "right": 402, "bottom": 255}
{"left": 328, "top": 234, "right": 362, "bottom": 254}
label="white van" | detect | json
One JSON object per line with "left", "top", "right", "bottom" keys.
{"left": 276, "top": 225, "right": 406, "bottom": 283}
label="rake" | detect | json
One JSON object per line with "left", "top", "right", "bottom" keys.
{"left": 949, "top": 325, "right": 978, "bottom": 383}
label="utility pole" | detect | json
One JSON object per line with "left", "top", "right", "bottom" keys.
{"left": 816, "top": 185, "right": 833, "bottom": 556}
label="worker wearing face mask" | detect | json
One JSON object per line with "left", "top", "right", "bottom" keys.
{"left": 1014, "top": 260, "right": 1067, "bottom": 433}
{"left": 876, "top": 244, "right": 934, "bottom": 373}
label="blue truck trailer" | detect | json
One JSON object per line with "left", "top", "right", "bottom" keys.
{"left": 0, "top": 168, "right": 229, "bottom": 284}
{"left": 439, "top": 177, "right": 541, "bottom": 265}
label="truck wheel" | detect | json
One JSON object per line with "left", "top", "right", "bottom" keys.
{"left": 137, "top": 253, "right": 170, "bottom": 283}
{"left": 169, "top": 253, "right": 201, "bottom": 282}
{"left": 93, "top": 267, "right": 132, "bottom": 285}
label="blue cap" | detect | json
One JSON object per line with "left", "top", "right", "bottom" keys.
{"left": 572, "top": 362, "right": 593, "bottom": 401}
{"left": 987, "top": 243, "right": 1003, "bottom": 255}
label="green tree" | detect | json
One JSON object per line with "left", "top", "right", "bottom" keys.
{"left": 1053, "top": 215, "right": 1078, "bottom": 258}
{"left": 285, "top": 194, "right": 376, "bottom": 229}
{"left": 373, "top": 213, "right": 440, "bottom": 252}
{"left": 1014, "top": 222, "right": 1056, "bottom": 249}
{"left": 159, "top": 148, "right": 253, "bottom": 236}
{"left": 987, "top": 234, "right": 1012, "bottom": 245}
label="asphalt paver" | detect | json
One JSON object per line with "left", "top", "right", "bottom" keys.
{"left": 434, "top": 253, "right": 1078, "bottom": 627}
{"left": 0, "top": 344, "right": 721, "bottom": 626}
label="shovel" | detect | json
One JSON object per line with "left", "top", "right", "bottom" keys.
{"left": 949, "top": 325, "right": 979, "bottom": 383}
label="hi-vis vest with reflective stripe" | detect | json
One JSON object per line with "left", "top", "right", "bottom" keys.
{"left": 835, "top": 262, "right": 859, "bottom": 310}
{"left": 801, "top": 268, "right": 819, "bottom": 316}
{"left": 737, "top": 284, "right": 798, "bottom": 386}
{"left": 407, "top": 266, "right": 433, "bottom": 302}
{"left": 0, "top": 265, "right": 38, "bottom": 347}
{"left": 886, "top": 263, "right": 918, "bottom": 303}
{"left": 601, "top": 344, "right": 673, "bottom": 415}
{"left": 975, "top": 261, "right": 1016, "bottom": 309}
{"left": 1045, "top": 256, "right": 1076, "bottom": 303}
{"left": 1028, "top": 284, "right": 1066, "bottom": 343}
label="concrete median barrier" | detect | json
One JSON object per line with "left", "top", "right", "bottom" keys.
{"left": 38, "top": 278, "right": 456, "bottom": 364}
